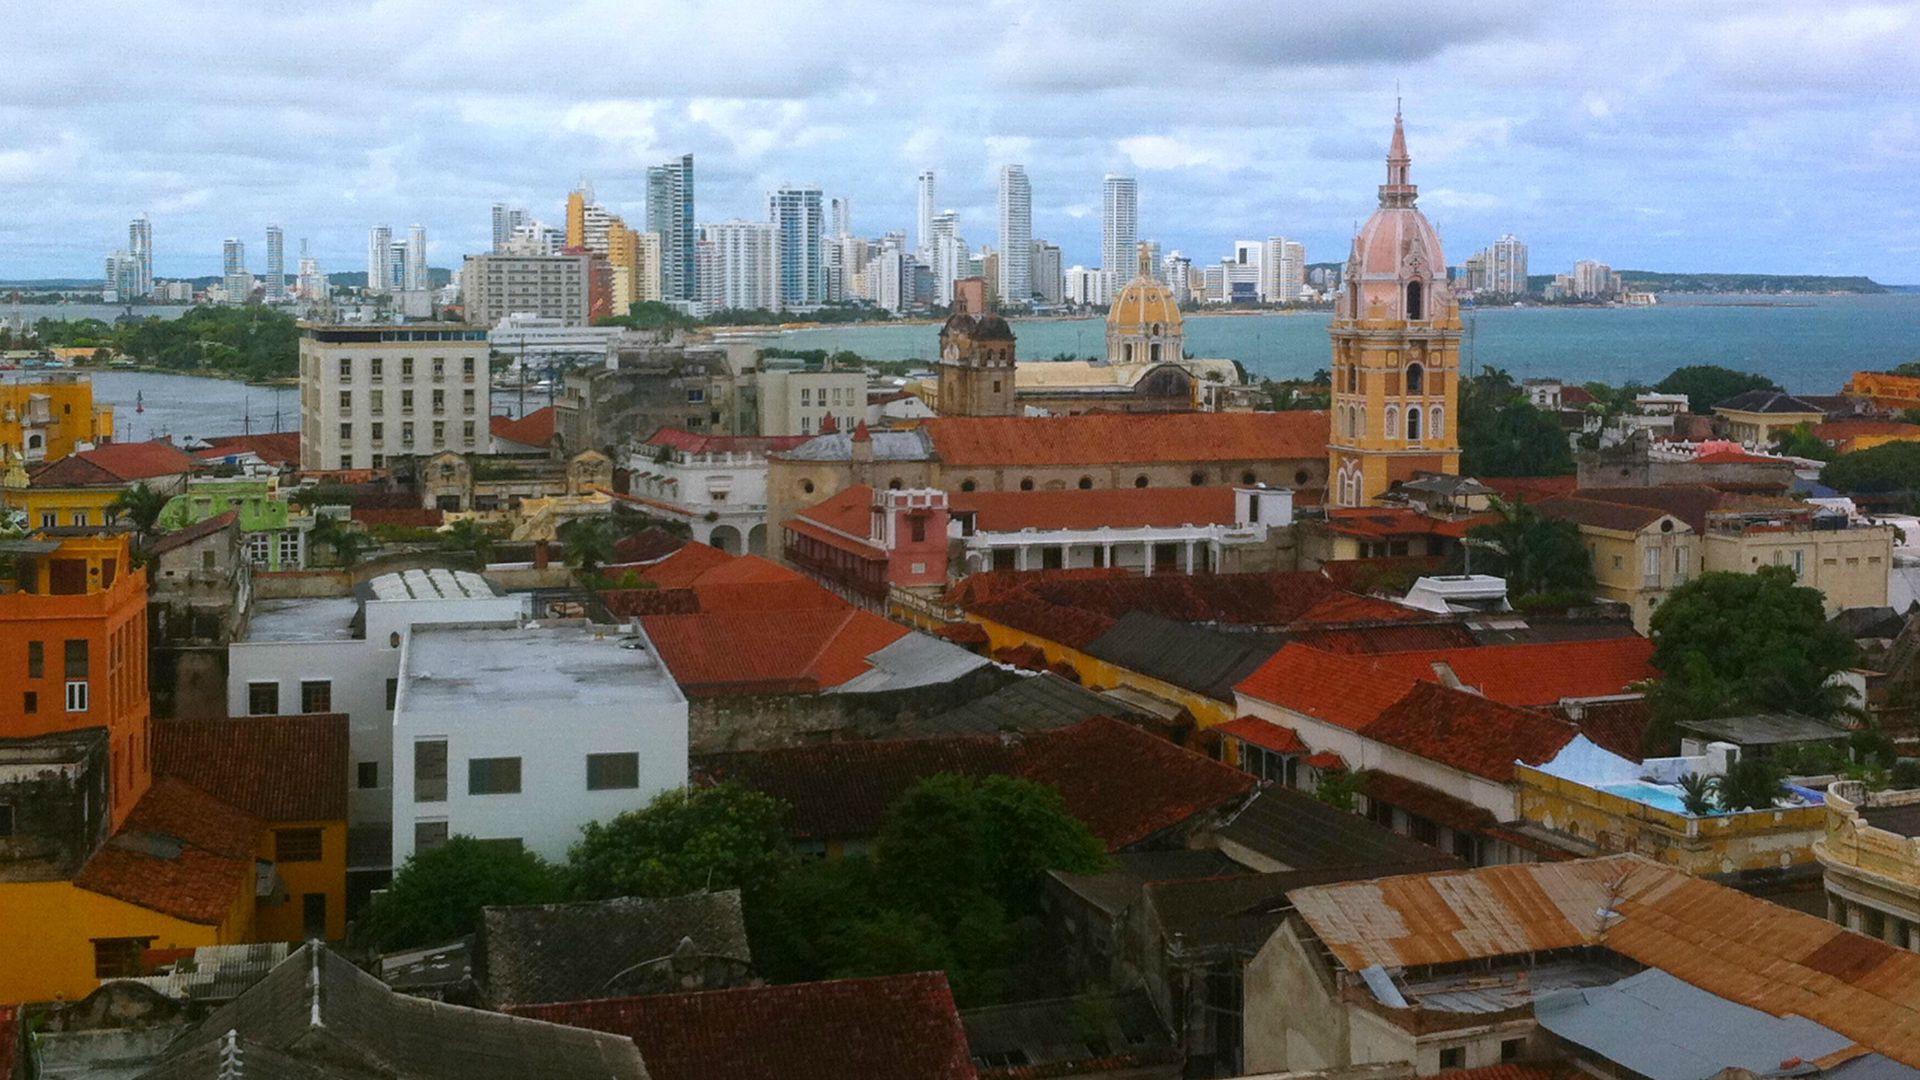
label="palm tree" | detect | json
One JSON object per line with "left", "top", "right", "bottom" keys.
{"left": 109, "top": 482, "right": 171, "bottom": 549}
{"left": 558, "top": 517, "right": 617, "bottom": 580}
{"left": 1466, "top": 498, "right": 1596, "bottom": 604}
{"left": 440, "top": 518, "right": 495, "bottom": 565}
{"left": 311, "top": 514, "right": 373, "bottom": 569}
{"left": 1676, "top": 772, "right": 1718, "bottom": 816}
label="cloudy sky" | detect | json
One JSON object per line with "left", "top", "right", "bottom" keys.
{"left": 5, "top": 0, "right": 1917, "bottom": 283}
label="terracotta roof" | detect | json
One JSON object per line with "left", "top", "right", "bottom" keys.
{"left": 641, "top": 608, "right": 910, "bottom": 695}
{"left": 788, "top": 485, "right": 883, "bottom": 553}
{"left": 1215, "top": 715, "right": 1309, "bottom": 754}
{"left": 1303, "top": 751, "right": 1347, "bottom": 770}
{"left": 695, "top": 717, "right": 1254, "bottom": 850}
{"left": 922, "top": 411, "right": 1329, "bottom": 468}
{"left": 610, "top": 528, "right": 686, "bottom": 564}
{"left": 154, "top": 714, "right": 350, "bottom": 822}
{"left": 1235, "top": 645, "right": 1424, "bottom": 731}
{"left": 637, "top": 541, "right": 735, "bottom": 587}
{"left": 1815, "top": 419, "right": 1920, "bottom": 440}
{"left": 1364, "top": 637, "right": 1657, "bottom": 707}
{"left": 1693, "top": 448, "right": 1782, "bottom": 465}
{"left": 74, "top": 778, "right": 260, "bottom": 924}
{"left": 1326, "top": 507, "right": 1495, "bottom": 539}
{"left": 1548, "top": 698, "right": 1653, "bottom": 762}
{"left": 1533, "top": 495, "right": 1674, "bottom": 533}
{"left": 510, "top": 973, "right": 977, "bottom": 1080}
{"left": 953, "top": 486, "right": 1240, "bottom": 532}
{"left": 490, "top": 406, "right": 557, "bottom": 447}
{"left": 148, "top": 509, "right": 238, "bottom": 556}
{"left": 1287, "top": 855, "right": 1920, "bottom": 1068}
{"left": 1480, "top": 475, "right": 1579, "bottom": 503}
{"left": 646, "top": 427, "right": 814, "bottom": 455}
{"left": 1362, "top": 681, "right": 1579, "bottom": 782}
{"left": 1290, "top": 621, "right": 1480, "bottom": 654}
{"left": 196, "top": 431, "right": 301, "bottom": 466}
{"left": 628, "top": 546, "right": 845, "bottom": 613}
{"left": 30, "top": 438, "right": 197, "bottom": 487}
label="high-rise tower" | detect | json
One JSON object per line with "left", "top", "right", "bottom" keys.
{"left": 1101, "top": 176, "right": 1137, "bottom": 296}
{"left": 916, "top": 170, "right": 937, "bottom": 260}
{"left": 367, "top": 225, "right": 393, "bottom": 292}
{"left": 1327, "top": 107, "right": 1462, "bottom": 507}
{"left": 997, "top": 165, "right": 1032, "bottom": 306}
{"left": 646, "top": 155, "right": 697, "bottom": 302}
{"left": 265, "top": 225, "right": 286, "bottom": 301}
{"left": 128, "top": 215, "right": 153, "bottom": 298}
{"left": 768, "top": 185, "right": 825, "bottom": 309}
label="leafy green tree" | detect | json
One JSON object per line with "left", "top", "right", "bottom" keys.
{"left": 358, "top": 836, "right": 563, "bottom": 950}
{"left": 1714, "top": 756, "right": 1785, "bottom": 812}
{"left": 1459, "top": 369, "right": 1575, "bottom": 477}
{"left": 1654, "top": 364, "right": 1778, "bottom": 414}
{"left": 1820, "top": 442, "right": 1920, "bottom": 496}
{"left": 310, "top": 515, "right": 373, "bottom": 568}
{"left": 1464, "top": 498, "right": 1596, "bottom": 605}
{"left": 558, "top": 517, "right": 617, "bottom": 579}
{"left": 440, "top": 518, "right": 497, "bottom": 564}
{"left": 1770, "top": 421, "right": 1833, "bottom": 461}
{"left": 109, "top": 482, "right": 172, "bottom": 550}
{"left": 1313, "top": 769, "right": 1364, "bottom": 811}
{"left": 566, "top": 783, "right": 795, "bottom": 902}
{"left": 1645, "top": 567, "right": 1859, "bottom": 753}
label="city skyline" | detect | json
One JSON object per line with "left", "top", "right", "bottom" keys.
{"left": 4, "top": 2, "right": 1917, "bottom": 283}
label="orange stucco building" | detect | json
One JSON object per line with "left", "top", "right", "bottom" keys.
{"left": 0, "top": 532, "right": 151, "bottom": 828}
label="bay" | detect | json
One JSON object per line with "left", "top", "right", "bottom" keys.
{"left": 0, "top": 369, "right": 296, "bottom": 446}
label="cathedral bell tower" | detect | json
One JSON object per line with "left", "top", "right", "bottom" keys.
{"left": 1326, "top": 106, "right": 1463, "bottom": 506}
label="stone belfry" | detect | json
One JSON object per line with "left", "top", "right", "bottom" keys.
{"left": 935, "top": 277, "right": 1018, "bottom": 417}
{"left": 1326, "top": 106, "right": 1463, "bottom": 506}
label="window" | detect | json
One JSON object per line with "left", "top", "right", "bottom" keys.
{"left": 300, "top": 680, "right": 332, "bottom": 713}
{"left": 93, "top": 937, "right": 154, "bottom": 980}
{"left": 27, "top": 641, "right": 43, "bottom": 678}
{"left": 402, "top": 356, "right": 414, "bottom": 379}
{"left": 1020, "top": 478, "right": 1034, "bottom": 491}
{"left": 370, "top": 357, "right": 383, "bottom": 381}
{"left": 66, "top": 680, "right": 89, "bottom": 712}
{"left": 339, "top": 455, "right": 352, "bottom": 469}
{"left": 1438, "top": 1047, "right": 1465, "bottom": 1071}
{"left": 463, "top": 420, "right": 475, "bottom": 443}
{"left": 414, "top": 820, "right": 449, "bottom": 852}
{"left": 64, "top": 640, "right": 88, "bottom": 678}
{"left": 432, "top": 389, "right": 445, "bottom": 414}
{"left": 40, "top": 511, "right": 56, "bottom": 529}
{"left": 801, "top": 388, "right": 811, "bottom": 406}
{"left": 303, "top": 893, "right": 328, "bottom": 938}
{"left": 338, "top": 389, "right": 352, "bottom": 414}
{"left": 386, "top": 677, "right": 399, "bottom": 709}
{"left": 586, "top": 752, "right": 641, "bottom": 790}
{"left": 1501, "top": 1039, "right": 1524, "bottom": 1063}
{"left": 1643, "top": 546, "right": 1662, "bottom": 588}
{"left": 371, "top": 422, "right": 385, "bottom": 442}
{"left": 402, "top": 422, "right": 414, "bottom": 446}
{"left": 463, "top": 356, "right": 475, "bottom": 377}
{"left": 433, "top": 421, "right": 446, "bottom": 443}
{"left": 910, "top": 516, "right": 927, "bottom": 542}
{"left": 23, "top": 691, "right": 36, "bottom": 715}
{"left": 432, "top": 358, "right": 445, "bottom": 380}
{"left": 1135, "top": 475, "right": 1149, "bottom": 488}
{"left": 1079, "top": 476, "right": 1094, "bottom": 489}
{"left": 339, "top": 423, "right": 352, "bottom": 442}
{"left": 463, "top": 389, "right": 475, "bottom": 412}
{"left": 70, "top": 510, "right": 88, "bottom": 526}
{"left": 414, "top": 740, "right": 448, "bottom": 802}
{"left": 401, "top": 389, "right": 414, "bottom": 413}
{"left": 248, "top": 681, "right": 280, "bottom": 715}
{"left": 469, "top": 756, "right": 523, "bottom": 795}
{"left": 686, "top": 388, "right": 705, "bottom": 404}
{"left": 247, "top": 532, "right": 271, "bottom": 564}
{"left": 1406, "top": 406, "right": 1422, "bottom": 441}
{"left": 274, "top": 828, "right": 324, "bottom": 863}
{"left": 357, "top": 761, "right": 379, "bottom": 789}
{"left": 1406, "top": 280, "right": 1426, "bottom": 321}
{"left": 1190, "top": 471, "right": 1205, "bottom": 486}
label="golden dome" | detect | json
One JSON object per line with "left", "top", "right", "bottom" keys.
{"left": 1107, "top": 276, "right": 1183, "bottom": 340}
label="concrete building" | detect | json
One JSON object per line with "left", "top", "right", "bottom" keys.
{"left": 297, "top": 322, "right": 491, "bottom": 470}
{"left": 128, "top": 214, "right": 153, "bottom": 298}
{"left": 699, "top": 220, "right": 779, "bottom": 312}
{"left": 391, "top": 621, "right": 688, "bottom": 864}
{"left": 222, "top": 238, "right": 250, "bottom": 303}
{"left": 460, "top": 252, "right": 591, "bottom": 328}
{"left": 1030, "top": 240, "right": 1063, "bottom": 305}
{"left": 630, "top": 428, "right": 810, "bottom": 554}
{"left": 405, "top": 224, "right": 428, "bottom": 292}
{"left": 1265, "top": 237, "right": 1305, "bottom": 303}
{"left": 1714, "top": 389, "right": 1827, "bottom": 446}
{"left": 758, "top": 363, "right": 868, "bottom": 437}
{"left": 488, "top": 313, "right": 621, "bottom": 375}
{"left": 367, "top": 225, "right": 393, "bottom": 293}
{"left": 916, "top": 169, "right": 936, "bottom": 259}
{"left": 264, "top": 225, "right": 286, "bottom": 302}
{"left": 553, "top": 337, "right": 756, "bottom": 449}
{"left": 927, "top": 210, "right": 967, "bottom": 308}
{"left": 997, "top": 165, "right": 1032, "bottom": 306}
{"left": 0, "top": 373, "right": 114, "bottom": 468}
{"left": 647, "top": 154, "right": 697, "bottom": 303}
{"left": 1102, "top": 175, "right": 1138, "bottom": 297}
{"left": 768, "top": 185, "right": 825, "bottom": 309}
{"left": 491, "top": 203, "right": 529, "bottom": 253}
{"left": 1818, "top": 781, "right": 1920, "bottom": 950}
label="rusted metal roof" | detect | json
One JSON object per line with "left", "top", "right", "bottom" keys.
{"left": 1287, "top": 855, "right": 1920, "bottom": 1068}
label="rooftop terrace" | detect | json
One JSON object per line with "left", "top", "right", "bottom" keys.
{"left": 401, "top": 622, "right": 683, "bottom": 712}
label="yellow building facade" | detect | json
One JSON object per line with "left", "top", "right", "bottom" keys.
{"left": 0, "top": 879, "right": 250, "bottom": 1004}
{"left": 1328, "top": 110, "right": 1462, "bottom": 506}
{"left": 0, "top": 374, "right": 114, "bottom": 468}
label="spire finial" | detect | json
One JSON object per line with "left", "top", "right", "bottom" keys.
{"left": 1381, "top": 103, "right": 1415, "bottom": 207}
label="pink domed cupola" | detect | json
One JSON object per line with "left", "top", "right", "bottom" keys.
{"left": 1339, "top": 105, "right": 1454, "bottom": 326}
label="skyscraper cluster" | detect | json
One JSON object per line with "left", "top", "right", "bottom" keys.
{"left": 1462, "top": 234, "right": 1529, "bottom": 296}
{"left": 102, "top": 215, "right": 153, "bottom": 302}
{"left": 364, "top": 223, "right": 431, "bottom": 297}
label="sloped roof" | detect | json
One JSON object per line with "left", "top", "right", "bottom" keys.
{"left": 138, "top": 944, "right": 648, "bottom": 1079}
{"left": 1235, "top": 644, "right": 1424, "bottom": 731}
{"left": 74, "top": 779, "right": 260, "bottom": 924}
{"left": 1215, "top": 715, "right": 1310, "bottom": 754}
{"left": 901, "top": 672, "right": 1136, "bottom": 738}
{"left": 1716, "top": 389, "right": 1825, "bottom": 415}
{"left": 1213, "top": 785, "right": 1460, "bottom": 873}
{"left": 489, "top": 406, "right": 557, "bottom": 447}
{"left": 154, "top": 714, "right": 349, "bottom": 822}
{"left": 646, "top": 427, "right": 813, "bottom": 455}
{"left": 694, "top": 716, "right": 1254, "bottom": 850}
{"left": 953, "top": 486, "right": 1240, "bottom": 532}
{"left": 1573, "top": 485, "right": 1731, "bottom": 534}
{"left": 922, "top": 411, "right": 1329, "bottom": 467}
{"left": 1362, "top": 681, "right": 1580, "bottom": 782}
{"left": 148, "top": 509, "right": 239, "bottom": 557}
{"left": 1480, "top": 475, "right": 1580, "bottom": 503}
{"left": 195, "top": 431, "right": 301, "bottom": 466}
{"left": 1533, "top": 495, "right": 1676, "bottom": 533}
{"left": 1082, "top": 612, "right": 1284, "bottom": 700}
{"left": 1326, "top": 507, "right": 1495, "bottom": 539}
{"left": 1364, "top": 637, "right": 1657, "bottom": 707}
{"left": 30, "top": 439, "right": 196, "bottom": 487}
{"left": 641, "top": 608, "right": 911, "bottom": 695}
{"left": 479, "top": 891, "right": 750, "bottom": 1007}
{"left": 1287, "top": 854, "right": 1920, "bottom": 1068}
{"left": 510, "top": 973, "right": 975, "bottom": 1080}
{"left": 961, "top": 989, "right": 1179, "bottom": 1078}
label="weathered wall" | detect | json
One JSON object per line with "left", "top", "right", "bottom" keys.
{"left": 687, "top": 664, "right": 1015, "bottom": 753}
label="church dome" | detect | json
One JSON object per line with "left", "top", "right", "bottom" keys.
{"left": 1107, "top": 276, "right": 1183, "bottom": 342}
{"left": 1340, "top": 107, "right": 1454, "bottom": 324}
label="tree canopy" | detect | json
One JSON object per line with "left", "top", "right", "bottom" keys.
{"left": 1653, "top": 364, "right": 1779, "bottom": 415}
{"left": 1820, "top": 441, "right": 1920, "bottom": 496}
{"left": 358, "top": 836, "right": 563, "bottom": 950}
{"left": 1770, "top": 421, "right": 1833, "bottom": 461}
{"left": 566, "top": 783, "right": 796, "bottom": 902}
{"left": 1464, "top": 498, "right": 1596, "bottom": 606}
{"left": 31, "top": 306, "right": 301, "bottom": 381}
{"left": 1458, "top": 368, "right": 1575, "bottom": 477}
{"left": 1645, "top": 566, "right": 1858, "bottom": 753}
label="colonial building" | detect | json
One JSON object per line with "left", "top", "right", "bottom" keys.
{"left": 933, "top": 279, "right": 1017, "bottom": 418}
{"left": 1328, "top": 108, "right": 1463, "bottom": 505}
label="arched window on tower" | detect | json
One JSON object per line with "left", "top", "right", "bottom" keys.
{"left": 1406, "top": 362, "right": 1424, "bottom": 395}
{"left": 1150, "top": 342, "right": 1162, "bottom": 364}
{"left": 1384, "top": 405, "right": 1399, "bottom": 441}
{"left": 1430, "top": 406, "right": 1445, "bottom": 439}
{"left": 1407, "top": 406, "right": 1422, "bottom": 441}
{"left": 1125, "top": 342, "right": 1135, "bottom": 363}
{"left": 1406, "top": 280, "right": 1425, "bottom": 321}
{"left": 1355, "top": 404, "right": 1366, "bottom": 438}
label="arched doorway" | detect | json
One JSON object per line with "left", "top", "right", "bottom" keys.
{"left": 746, "top": 524, "right": 767, "bottom": 555}
{"left": 709, "top": 525, "right": 742, "bottom": 554}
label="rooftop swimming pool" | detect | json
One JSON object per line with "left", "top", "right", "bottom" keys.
{"left": 1599, "top": 781, "right": 1696, "bottom": 815}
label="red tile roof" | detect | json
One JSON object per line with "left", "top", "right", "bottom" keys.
{"left": 1362, "top": 681, "right": 1579, "bottom": 781}
{"left": 1363, "top": 637, "right": 1657, "bottom": 707}
{"left": 1693, "top": 449, "right": 1780, "bottom": 465}
{"left": 641, "top": 608, "right": 910, "bottom": 695}
{"left": 154, "top": 714, "right": 349, "bottom": 822}
{"left": 1303, "top": 751, "right": 1347, "bottom": 770}
{"left": 636, "top": 542, "right": 735, "bottom": 587}
{"left": 695, "top": 717, "right": 1253, "bottom": 850}
{"left": 490, "top": 406, "right": 557, "bottom": 447}
{"left": 1815, "top": 419, "right": 1920, "bottom": 441}
{"left": 1533, "top": 495, "right": 1674, "bottom": 533}
{"left": 195, "top": 431, "right": 301, "bottom": 466}
{"left": 30, "top": 439, "right": 197, "bottom": 487}
{"left": 1479, "top": 475, "right": 1579, "bottom": 504}
{"left": 1290, "top": 622, "right": 1480, "bottom": 654}
{"left": 1569, "top": 485, "right": 1731, "bottom": 534}
{"left": 1235, "top": 645, "right": 1424, "bottom": 731}
{"left": 1215, "top": 715, "right": 1309, "bottom": 754}
{"left": 148, "top": 510, "right": 239, "bottom": 557}
{"left": 610, "top": 528, "right": 687, "bottom": 565}
{"left": 953, "top": 486, "right": 1240, "bottom": 532}
{"left": 923, "top": 411, "right": 1329, "bottom": 468}
{"left": 73, "top": 778, "right": 260, "bottom": 924}
{"left": 1325, "top": 507, "right": 1495, "bottom": 540}
{"left": 1547, "top": 697, "right": 1653, "bottom": 762}
{"left": 646, "top": 427, "right": 814, "bottom": 456}
{"left": 511, "top": 973, "right": 977, "bottom": 1080}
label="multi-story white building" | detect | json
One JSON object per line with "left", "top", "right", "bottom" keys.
{"left": 297, "top": 321, "right": 491, "bottom": 470}
{"left": 1163, "top": 253, "right": 1193, "bottom": 304}
{"left": 502, "top": 222, "right": 565, "bottom": 256}
{"left": 928, "top": 211, "right": 967, "bottom": 308}
{"left": 1572, "top": 258, "right": 1615, "bottom": 298}
{"left": 769, "top": 185, "right": 825, "bottom": 309}
{"left": 367, "top": 225, "right": 393, "bottom": 293}
{"left": 405, "top": 225, "right": 428, "bottom": 292}
{"left": 128, "top": 215, "right": 153, "bottom": 298}
{"left": 491, "top": 204, "right": 529, "bottom": 253}
{"left": 1065, "top": 264, "right": 1109, "bottom": 306}
{"left": 264, "top": 226, "right": 286, "bottom": 302}
{"left": 997, "top": 165, "right": 1032, "bottom": 306}
{"left": 867, "top": 242, "right": 913, "bottom": 314}
{"left": 1102, "top": 174, "right": 1138, "bottom": 297}
{"left": 829, "top": 196, "right": 851, "bottom": 241}
{"left": 1471, "top": 234, "right": 1529, "bottom": 296}
{"left": 630, "top": 428, "right": 811, "bottom": 554}
{"left": 1261, "top": 237, "right": 1305, "bottom": 303}
{"left": 757, "top": 364, "right": 868, "bottom": 437}
{"left": 460, "top": 252, "right": 591, "bottom": 328}
{"left": 391, "top": 621, "right": 687, "bottom": 864}
{"left": 699, "top": 220, "right": 779, "bottom": 313}
{"left": 646, "top": 154, "right": 697, "bottom": 303}
{"left": 916, "top": 170, "right": 937, "bottom": 260}
{"left": 222, "top": 238, "right": 250, "bottom": 304}
{"left": 1030, "top": 240, "right": 1064, "bottom": 305}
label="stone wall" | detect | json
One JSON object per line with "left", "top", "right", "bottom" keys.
{"left": 688, "top": 664, "right": 1015, "bottom": 753}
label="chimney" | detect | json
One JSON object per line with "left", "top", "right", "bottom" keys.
{"left": 533, "top": 538, "right": 550, "bottom": 570}
{"left": 850, "top": 420, "right": 873, "bottom": 465}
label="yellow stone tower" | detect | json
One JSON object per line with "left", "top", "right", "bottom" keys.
{"left": 1327, "top": 106, "right": 1463, "bottom": 506}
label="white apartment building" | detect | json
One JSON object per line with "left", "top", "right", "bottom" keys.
{"left": 1102, "top": 175, "right": 1138, "bottom": 297}
{"left": 488, "top": 314, "right": 622, "bottom": 378}
{"left": 226, "top": 568, "right": 529, "bottom": 885}
{"left": 1065, "top": 265, "right": 1110, "bottom": 306}
{"left": 392, "top": 621, "right": 688, "bottom": 864}
{"left": 630, "top": 429, "right": 810, "bottom": 554}
{"left": 997, "top": 165, "right": 1032, "bottom": 305}
{"left": 298, "top": 322, "right": 491, "bottom": 470}
{"left": 1264, "top": 238, "right": 1305, "bottom": 303}
{"left": 461, "top": 252, "right": 591, "bottom": 328}
{"left": 699, "top": 220, "right": 779, "bottom": 312}
{"left": 367, "top": 225, "right": 393, "bottom": 293}
{"left": 757, "top": 365, "right": 868, "bottom": 436}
